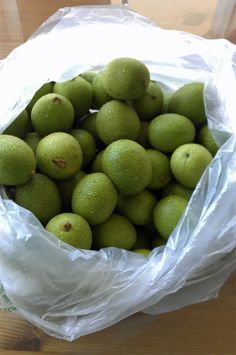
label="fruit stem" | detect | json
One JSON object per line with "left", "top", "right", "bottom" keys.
{"left": 63, "top": 222, "right": 71, "bottom": 231}
{"left": 52, "top": 159, "right": 66, "bottom": 169}
{"left": 53, "top": 97, "right": 61, "bottom": 104}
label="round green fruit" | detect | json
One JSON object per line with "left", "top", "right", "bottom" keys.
{"left": 102, "top": 57, "right": 150, "bottom": 100}
{"left": 102, "top": 139, "right": 152, "bottom": 195}
{"left": 146, "top": 149, "right": 172, "bottom": 189}
{"left": 153, "top": 195, "right": 188, "bottom": 240}
{"left": 96, "top": 100, "right": 141, "bottom": 145}
{"left": 117, "top": 190, "right": 156, "bottom": 225}
{"left": 31, "top": 93, "right": 74, "bottom": 137}
{"left": 132, "top": 81, "right": 163, "bottom": 120}
{"left": 93, "top": 213, "right": 137, "bottom": 250}
{"left": 36, "top": 132, "right": 83, "bottom": 180}
{"left": 46, "top": 213, "right": 92, "bottom": 249}
{"left": 0, "top": 135, "right": 36, "bottom": 185}
{"left": 168, "top": 82, "right": 207, "bottom": 127}
{"left": 170, "top": 143, "right": 213, "bottom": 188}
{"left": 148, "top": 113, "right": 196, "bottom": 153}
{"left": 72, "top": 173, "right": 117, "bottom": 225}
{"left": 15, "top": 173, "right": 61, "bottom": 225}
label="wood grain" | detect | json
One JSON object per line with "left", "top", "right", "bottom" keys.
{"left": 16, "top": 0, "right": 110, "bottom": 40}
{"left": 0, "top": 0, "right": 110, "bottom": 58}
{"left": 0, "top": 352, "right": 59, "bottom": 355}
{"left": 112, "top": 0, "right": 218, "bottom": 36}
{"left": 0, "top": 273, "right": 235, "bottom": 354}
{"left": 0, "top": 0, "right": 228, "bottom": 59}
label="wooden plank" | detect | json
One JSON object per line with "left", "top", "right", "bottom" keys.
{"left": 0, "top": 0, "right": 110, "bottom": 58}
{"left": 16, "top": 0, "right": 110, "bottom": 40}
{"left": 0, "top": 352, "right": 59, "bottom": 355}
{"left": 0, "top": 0, "right": 23, "bottom": 42}
{"left": 210, "top": 0, "right": 236, "bottom": 37}
{"left": 112, "top": 0, "right": 218, "bottom": 37}
{"left": 0, "top": 273, "right": 235, "bottom": 354}
{"left": 0, "top": 0, "right": 24, "bottom": 58}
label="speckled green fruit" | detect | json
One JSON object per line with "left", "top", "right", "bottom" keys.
{"left": 102, "top": 58, "right": 150, "bottom": 100}
{"left": 170, "top": 143, "right": 213, "bottom": 188}
{"left": 3, "top": 110, "right": 31, "bottom": 138}
{"left": 15, "top": 173, "right": 61, "bottom": 225}
{"left": 96, "top": 100, "right": 141, "bottom": 145}
{"left": 92, "top": 71, "right": 113, "bottom": 109}
{"left": 147, "top": 149, "right": 172, "bottom": 190}
{"left": 91, "top": 150, "right": 104, "bottom": 173}
{"left": 153, "top": 195, "right": 188, "bottom": 240}
{"left": 57, "top": 170, "right": 86, "bottom": 210}
{"left": 36, "top": 132, "right": 83, "bottom": 180}
{"left": 71, "top": 129, "right": 96, "bottom": 166}
{"left": 80, "top": 71, "right": 96, "bottom": 84}
{"left": 148, "top": 113, "right": 196, "bottom": 153}
{"left": 133, "top": 228, "right": 150, "bottom": 249}
{"left": 137, "top": 121, "right": 151, "bottom": 148}
{"left": 72, "top": 173, "right": 117, "bottom": 225}
{"left": 26, "top": 82, "right": 54, "bottom": 113}
{"left": 132, "top": 82, "right": 163, "bottom": 120}
{"left": 46, "top": 213, "right": 92, "bottom": 249}
{"left": 198, "top": 125, "right": 218, "bottom": 156}
{"left": 117, "top": 190, "right": 156, "bottom": 225}
{"left": 168, "top": 82, "right": 206, "bottom": 127}
{"left": 102, "top": 139, "right": 152, "bottom": 195}
{"left": 161, "top": 181, "right": 193, "bottom": 200}
{"left": 93, "top": 213, "right": 137, "bottom": 250}
{"left": 0, "top": 135, "right": 36, "bottom": 185}
{"left": 24, "top": 132, "right": 41, "bottom": 154}
{"left": 54, "top": 76, "right": 92, "bottom": 120}
{"left": 31, "top": 93, "right": 74, "bottom": 137}
{"left": 133, "top": 249, "right": 151, "bottom": 257}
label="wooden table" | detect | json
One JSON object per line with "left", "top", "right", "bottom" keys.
{"left": 0, "top": 274, "right": 235, "bottom": 354}
{"left": 1, "top": 0, "right": 235, "bottom": 59}
{"left": 0, "top": 1, "right": 236, "bottom": 354}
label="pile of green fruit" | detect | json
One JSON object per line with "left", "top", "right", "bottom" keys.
{"left": 0, "top": 57, "right": 218, "bottom": 256}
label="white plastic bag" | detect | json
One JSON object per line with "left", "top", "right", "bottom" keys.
{"left": 0, "top": 5, "right": 236, "bottom": 340}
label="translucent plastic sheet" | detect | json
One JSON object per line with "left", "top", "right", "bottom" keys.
{"left": 0, "top": 5, "right": 236, "bottom": 341}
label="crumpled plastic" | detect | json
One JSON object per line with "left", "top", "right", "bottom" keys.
{"left": 0, "top": 5, "right": 236, "bottom": 341}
